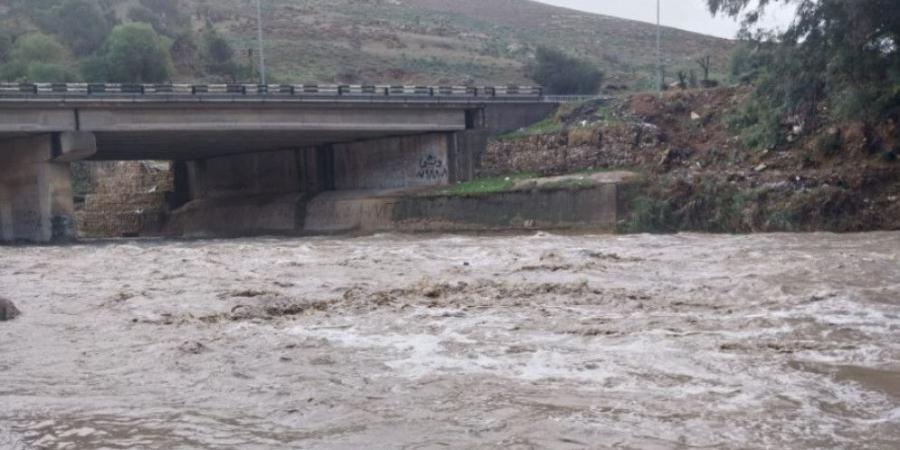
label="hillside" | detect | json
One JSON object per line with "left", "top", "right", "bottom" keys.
{"left": 0, "top": 0, "right": 734, "bottom": 87}
{"left": 481, "top": 88, "right": 900, "bottom": 232}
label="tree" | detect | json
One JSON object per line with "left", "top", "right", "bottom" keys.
{"left": 9, "top": 33, "right": 65, "bottom": 65}
{"left": 711, "top": 0, "right": 900, "bottom": 145}
{"left": 0, "top": 33, "right": 76, "bottom": 82}
{"left": 48, "top": 0, "right": 112, "bottom": 56}
{"left": 92, "top": 23, "right": 172, "bottom": 83}
{"left": 696, "top": 55, "right": 711, "bottom": 82}
{"left": 528, "top": 47, "right": 604, "bottom": 95}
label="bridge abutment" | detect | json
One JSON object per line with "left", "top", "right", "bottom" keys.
{"left": 166, "top": 131, "right": 479, "bottom": 237}
{"left": 0, "top": 132, "right": 96, "bottom": 243}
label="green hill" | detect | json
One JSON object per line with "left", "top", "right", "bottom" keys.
{"left": 0, "top": 0, "right": 734, "bottom": 88}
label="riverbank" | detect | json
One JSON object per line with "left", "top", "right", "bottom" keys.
{"left": 483, "top": 88, "right": 900, "bottom": 233}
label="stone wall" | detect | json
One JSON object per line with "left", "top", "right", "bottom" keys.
{"left": 480, "top": 122, "right": 661, "bottom": 177}
{"left": 75, "top": 162, "right": 173, "bottom": 238}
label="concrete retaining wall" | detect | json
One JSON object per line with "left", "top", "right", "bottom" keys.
{"left": 333, "top": 134, "right": 451, "bottom": 190}
{"left": 298, "top": 182, "right": 633, "bottom": 235}
{"left": 304, "top": 191, "right": 396, "bottom": 234}
{"left": 393, "top": 186, "right": 621, "bottom": 232}
{"left": 166, "top": 193, "right": 308, "bottom": 237}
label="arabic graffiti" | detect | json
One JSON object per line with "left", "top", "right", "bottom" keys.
{"left": 417, "top": 153, "right": 448, "bottom": 180}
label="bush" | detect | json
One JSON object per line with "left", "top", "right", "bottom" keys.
{"left": 529, "top": 47, "right": 604, "bottom": 95}
{"left": 201, "top": 28, "right": 249, "bottom": 81}
{"left": 728, "top": 42, "right": 765, "bottom": 84}
{"left": 78, "top": 55, "right": 108, "bottom": 82}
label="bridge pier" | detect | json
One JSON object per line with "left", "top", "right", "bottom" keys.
{"left": 0, "top": 132, "right": 96, "bottom": 243}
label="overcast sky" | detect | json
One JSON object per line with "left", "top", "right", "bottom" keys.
{"left": 535, "top": 0, "right": 796, "bottom": 39}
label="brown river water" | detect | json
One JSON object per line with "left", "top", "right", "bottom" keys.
{"left": 0, "top": 232, "right": 898, "bottom": 449}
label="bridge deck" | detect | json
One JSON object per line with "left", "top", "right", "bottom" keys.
{"left": 0, "top": 84, "right": 557, "bottom": 160}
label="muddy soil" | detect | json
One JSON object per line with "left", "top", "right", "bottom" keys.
{"left": 1, "top": 233, "right": 898, "bottom": 449}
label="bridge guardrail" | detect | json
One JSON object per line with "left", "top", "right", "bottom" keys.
{"left": 541, "top": 95, "right": 608, "bottom": 103}
{"left": 0, "top": 83, "right": 550, "bottom": 100}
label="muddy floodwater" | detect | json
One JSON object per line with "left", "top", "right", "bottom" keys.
{"left": 0, "top": 232, "right": 898, "bottom": 449}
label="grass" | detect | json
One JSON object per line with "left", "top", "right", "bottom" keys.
{"left": 441, "top": 173, "right": 538, "bottom": 195}
{"left": 496, "top": 98, "right": 627, "bottom": 143}
{"left": 496, "top": 116, "right": 564, "bottom": 140}
{"left": 442, "top": 168, "right": 641, "bottom": 196}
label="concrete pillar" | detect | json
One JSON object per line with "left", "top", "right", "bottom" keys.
{"left": 449, "top": 130, "right": 488, "bottom": 183}
{"left": 0, "top": 133, "right": 94, "bottom": 243}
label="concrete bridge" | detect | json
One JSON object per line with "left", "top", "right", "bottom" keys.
{"left": 0, "top": 83, "right": 557, "bottom": 242}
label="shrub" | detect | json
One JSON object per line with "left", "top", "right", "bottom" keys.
{"left": 25, "top": 62, "right": 78, "bottom": 82}
{"left": 201, "top": 28, "right": 249, "bottom": 81}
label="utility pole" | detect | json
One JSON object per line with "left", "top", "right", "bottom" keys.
{"left": 657, "top": 0, "right": 662, "bottom": 98}
{"left": 255, "top": 0, "right": 267, "bottom": 86}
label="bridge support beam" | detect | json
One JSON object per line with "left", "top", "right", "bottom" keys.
{"left": 0, "top": 132, "right": 96, "bottom": 243}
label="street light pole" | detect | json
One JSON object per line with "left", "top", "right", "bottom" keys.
{"left": 657, "top": 0, "right": 662, "bottom": 97}
{"left": 255, "top": 0, "right": 267, "bottom": 86}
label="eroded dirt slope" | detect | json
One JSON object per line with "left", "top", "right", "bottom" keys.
{"left": 485, "top": 88, "right": 900, "bottom": 232}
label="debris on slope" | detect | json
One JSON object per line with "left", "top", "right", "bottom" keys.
{"left": 481, "top": 87, "right": 900, "bottom": 232}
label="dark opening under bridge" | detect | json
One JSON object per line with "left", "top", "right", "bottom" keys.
{"left": 0, "top": 84, "right": 558, "bottom": 242}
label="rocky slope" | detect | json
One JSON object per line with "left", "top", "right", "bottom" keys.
{"left": 483, "top": 88, "right": 900, "bottom": 232}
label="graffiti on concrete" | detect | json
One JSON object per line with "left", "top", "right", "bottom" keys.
{"left": 417, "top": 153, "right": 448, "bottom": 180}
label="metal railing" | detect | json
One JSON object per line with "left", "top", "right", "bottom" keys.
{"left": 541, "top": 95, "right": 608, "bottom": 103}
{"left": 0, "top": 83, "right": 546, "bottom": 99}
